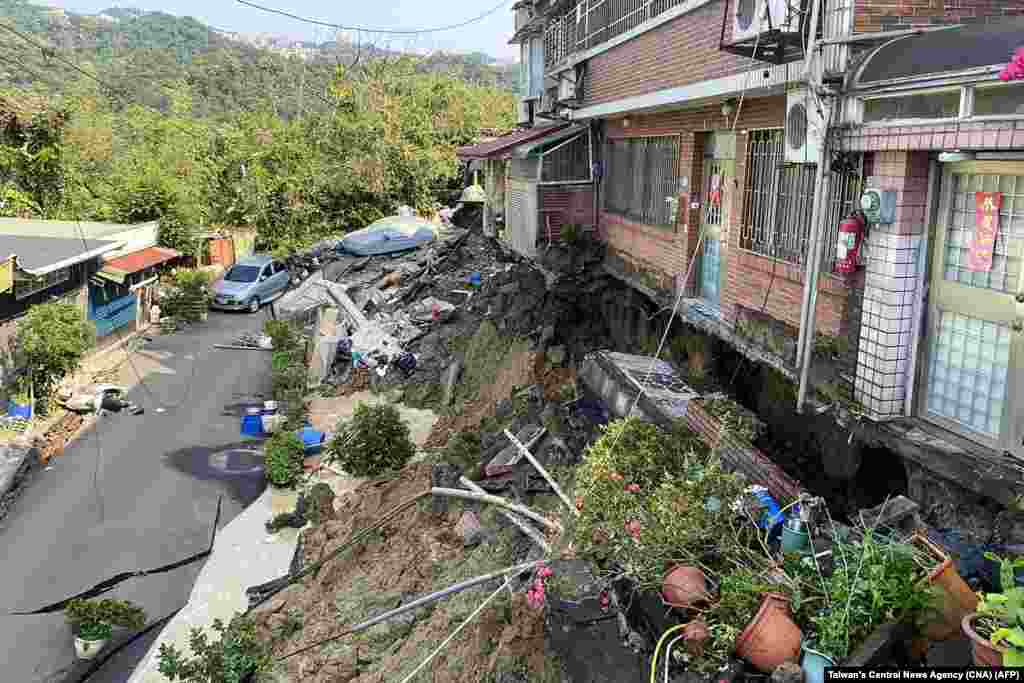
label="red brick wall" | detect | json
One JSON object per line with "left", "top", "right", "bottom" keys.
{"left": 596, "top": 96, "right": 851, "bottom": 335}
{"left": 862, "top": 150, "right": 931, "bottom": 236}
{"left": 539, "top": 184, "right": 597, "bottom": 241}
{"left": 583, "top": 0, "right": 758, "bottom": 108}
{"left": 854, "top": 0, "right": 1024, "bottom": 33}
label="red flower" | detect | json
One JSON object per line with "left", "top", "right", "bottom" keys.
{"left": 599, "top": 591, "right": 610, "bottom": 609}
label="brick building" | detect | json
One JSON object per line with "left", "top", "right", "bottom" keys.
{"left": 491, "top": 0, "right": 1024, "bottom": 529}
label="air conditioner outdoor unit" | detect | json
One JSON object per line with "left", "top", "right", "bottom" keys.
{"left": 517, "top": 99, "right": 532, "bottom": 126}
{"left": 785, "top": 87, "right": 826, "bottom": 164}
{"left": 539, "top": 90, "right": 556, "bottom": 114}
{"left": 557, "top": 72, "right": 577, "bottom": 102}
{"left": 732, "top": 0, "right": 800, "bottom": 43}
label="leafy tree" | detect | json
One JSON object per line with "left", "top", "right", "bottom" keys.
{"left": 14, "top": 302, "right": 94, "bottom": 411}
{"left": 328, "top": 402, "right": 417, "bottom": 477}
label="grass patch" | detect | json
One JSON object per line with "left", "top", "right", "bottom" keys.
{"left": 458, "top": 321, "right": 515, "bottom": 403}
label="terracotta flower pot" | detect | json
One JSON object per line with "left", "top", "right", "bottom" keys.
{"left": 683, "top": 619, "right": 710, "bottom": 658}
{"left": 962, "top": 613, "right": 1006, "bottom": 667}
{"left": 735, "top": 593, "right": 803, "bottom": 672}
{"left": 662, "top": 565, "right": 711, "bottom": 608}
{"left": 924, "top": 559, "right": 980, "bottom": 641}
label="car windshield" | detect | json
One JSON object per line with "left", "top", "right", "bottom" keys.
{"left": 224, "top": 265, "right": 262, "bottom": 283}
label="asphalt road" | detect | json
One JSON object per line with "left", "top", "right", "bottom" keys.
{"left": 0, "top": 310, "right": 274, "bottom": 683}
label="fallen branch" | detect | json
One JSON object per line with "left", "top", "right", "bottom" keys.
{"left": 503, "top": 429, "right": 577, "bottom": 517}
{"left": 431, "top": 487, "right": 562, "bottom": 533}
{"left": 459, "top": 476, "right": 551, "bottom": 553}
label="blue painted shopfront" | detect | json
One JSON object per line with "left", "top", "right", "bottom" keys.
{"left": 89, "top": 283, "right": 136, "bottom": 338}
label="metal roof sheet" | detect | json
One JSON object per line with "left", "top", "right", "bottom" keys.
{"left": 0, "top": 235, "right": 121, "bottom": 275}
{"left": 0, "top": 218, "right": 159, "bottom": 240}
{"left": 102, "top": 246, "right": 180, "bottom": 274}
{"left": 456, "top": 123, "right": 571, "bottom": 159}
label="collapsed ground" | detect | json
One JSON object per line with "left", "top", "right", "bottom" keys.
{"left": 247, "top": 227, "right": 1010, "bottom": 680}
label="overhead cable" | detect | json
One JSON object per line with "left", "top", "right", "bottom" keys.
{"left": 236, "top": 0, "right": 512, "bottom": 35}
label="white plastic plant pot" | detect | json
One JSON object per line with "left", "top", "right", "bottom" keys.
{"left": 74, "top": 636, "right": 108, "bottom": 660}
{"left": 269, "top": 485, "right": 299, "bottom": 517}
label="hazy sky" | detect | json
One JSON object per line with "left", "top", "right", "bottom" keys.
{"left": 40, "top": 0, "right": 520, "bottom": 58}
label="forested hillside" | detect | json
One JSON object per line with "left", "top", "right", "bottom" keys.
{"left": 0, "top": 0, "right": 519, "bottom": 118}
{"left": 0, "top": 0, "right": 518, "bottom": 253}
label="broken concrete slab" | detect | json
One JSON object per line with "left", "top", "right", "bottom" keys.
{"left": 857, "top": 495, "right": 920, "bottom": 533}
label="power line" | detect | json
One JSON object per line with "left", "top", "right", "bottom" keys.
{"left": 236, "top": 0, "right": 513, "bottom": 35}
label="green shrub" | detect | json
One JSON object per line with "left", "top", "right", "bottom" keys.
{"left": 328, "top": 402, "right": 416, "bottom": 477}
{"left": 66, "top": 598, "right": 146, "bottom": 637}
{"left": 572, "top": 418, "right": 751, "bottom": 588}
{"left": 264, "top": 431, "right": 305, "bottom": 488}
{"left": 157, "top": 614, "right": 271, "bottom": 683}
{"left": 264, "top": 319, "right": 300, "bottom": 352}
{"left": 15, "top": 302, "right": 94, "bottom": 412}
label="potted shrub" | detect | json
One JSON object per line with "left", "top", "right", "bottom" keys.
{"left": 962, "top": 553, "right": 1024, "bottom": 666}
{"left": 695, "top": 568, "right": 802, "bottom": 674}
{"left": 66, "top": 598, "right": 146, "bottom": 660}
{"left": 264, "top": 431, "right": 305, "bottom": 516}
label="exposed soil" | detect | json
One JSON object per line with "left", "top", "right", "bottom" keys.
{"left": 39, "top": 411, "right": 85, "bottom": 464}
{"left": 251, "top": 462, "right": 560, "bottom": 683}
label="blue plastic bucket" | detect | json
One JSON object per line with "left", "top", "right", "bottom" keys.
{"left": 241, "top": 408, "right": 264, "bottom": 437}
{"left": 299, "top": 427, "right": 325, "bottom": 455}
{"left": 7, "top": 403, "right": 31, "bottom": 420}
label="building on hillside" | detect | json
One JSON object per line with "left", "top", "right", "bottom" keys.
{"left": 494, "top": 0, "right": 1024, "bottom": 533}
{"left": 0, "top": 219, "right": 181, "bottom": 352}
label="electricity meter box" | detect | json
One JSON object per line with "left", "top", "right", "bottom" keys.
{"left": 860, "top": 188, "right": 896, "bottom": 224}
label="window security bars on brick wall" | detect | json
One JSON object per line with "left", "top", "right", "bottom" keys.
{"left": 542, "top": 132, "right": 592, "bottom": 183}
{"left": 545, "top": 0, "right": 699, "bottom": 69}
{"left": 740, "top": 129, "right": 862, "bottom": 268}
{"left": 603, "top": 136, "right": 681, "bottom": 228}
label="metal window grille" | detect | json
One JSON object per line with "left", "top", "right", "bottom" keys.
{"left": 541, "top": 133, "right": 592, "bottom": 183}
{"left": 603, "top": 136, "right": 680, "bottom": 227}
{"left": 544, "top": 0, "right": 696, "bottom": 69}
{"left": 740, "top": 130, "right": 862, "bottom": 266}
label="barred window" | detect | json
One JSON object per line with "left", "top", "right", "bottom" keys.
{"left": 14, "top": 267, "right": 71, "bottom": 300}
{"left": 541, "top": 132, "right": 591, "bottom": 183}
{"left": 603, "top": 136, "right": 680, "bottom": 228}
{"left": 740, "top": 129, "right": 862, "bottom": 266}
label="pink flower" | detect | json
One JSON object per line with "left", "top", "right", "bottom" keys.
{"left": 625, "top": 483, "right": 641, "bottom": 493}
{"left": 538, "top": 566, "right": 554, "bottom": 579}
{"left": 527, "top": 589, "right": 544, "bottom": 610}
{"left": 625, "top": 519, "right": 643, "bottom": 539}
{"left": 609, "top": 472, "right": 623, "bottom": 482}
{"left": 599, "top": 591, "right": 610, "bottom": 610}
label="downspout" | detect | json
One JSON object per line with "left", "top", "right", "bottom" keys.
{"left": 793, "top": 0, "right": 825, "bottom": 372}
{"left": 903, "top": 156, "right": 938, "bottom": 416}
{"left": 795, "top": 0, "right": 830, "bottom": 414}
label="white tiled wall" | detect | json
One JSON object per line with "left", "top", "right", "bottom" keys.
{"left": 855, "top": 231, "right": 923, "bottom": 418}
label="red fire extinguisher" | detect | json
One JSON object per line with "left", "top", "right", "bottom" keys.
{"left": 834, "top": 211, "right": 866, "bottom": 275}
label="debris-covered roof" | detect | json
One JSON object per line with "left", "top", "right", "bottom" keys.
{"left": 456, "top": 123, "right": 571, "bottom": 160}
{"left": 0, "top": 234, "right": 121, "bottom": 276}
{"left": 854, "top": 18, "right": 1024, "bottom": 87}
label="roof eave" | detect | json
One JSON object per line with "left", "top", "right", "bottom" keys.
{"left": 21, "top": 240, "right": 126, "bottom": 277}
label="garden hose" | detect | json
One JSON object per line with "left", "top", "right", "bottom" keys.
{"left": 650, "top": 622, "right": 690, "bottom": 683}
{"left": 664, "top": 632, "right": 688, "bottom": 683}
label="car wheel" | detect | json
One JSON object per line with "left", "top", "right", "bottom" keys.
{"left": 247, "top": 297, "right": 260, "bottom": 313}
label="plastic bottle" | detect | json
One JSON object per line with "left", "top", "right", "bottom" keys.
{"left": 752, "top": 489, "right": 785, "bottom": 530}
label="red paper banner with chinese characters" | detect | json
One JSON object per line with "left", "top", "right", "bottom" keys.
{"left": 968, "top": 192, "right": 1003, "bottom": 272}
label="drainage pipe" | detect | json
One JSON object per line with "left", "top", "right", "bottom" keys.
{"left": 793, "top": 0, "right": 826, "bottom": 372}
{"left": 904, "top": 157, "right": 939, "bottom": 416}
